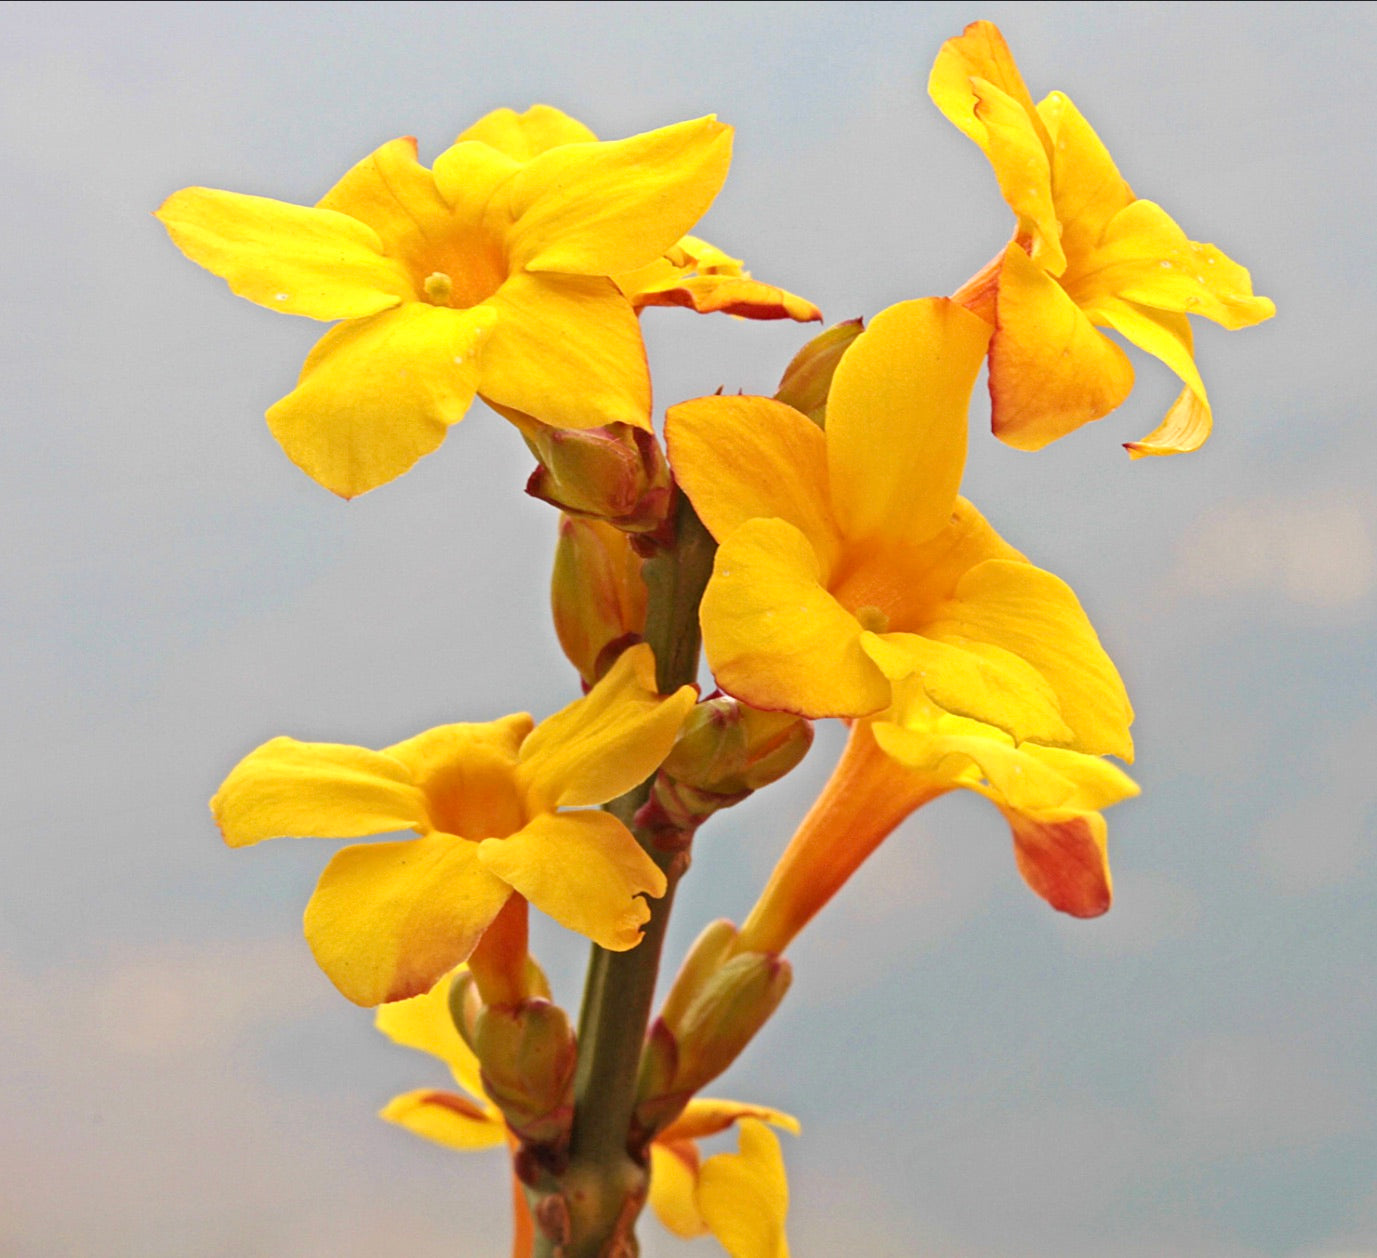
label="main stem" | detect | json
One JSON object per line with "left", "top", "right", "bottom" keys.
{"left": 538, "top": 494, "right": 715, "bottom": 1257}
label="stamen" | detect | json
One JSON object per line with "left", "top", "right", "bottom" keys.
{"left": 423, "top": 271, "right": 454, "bottom": 304}
{"left": 855, "top": 604, "right": 889, "bottom": 633}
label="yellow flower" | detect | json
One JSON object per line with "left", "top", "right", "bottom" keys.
{"left": 461, "top": 105, "right": 820, "bottom": 324}
{"left": 930, "top": 21, "right": 1275, "bottom": 456}
{"left": 376, "top": 970, "right": 796, "bottom": 1258}
{"left": 739, "top": 693, "right": 1139, "bottom": 956}
{"left": 210, "top": 645, "right": 696, "bottom": 1005}
{"left": 666, "top": 297, "right": 1133, "bottom": 758}
{"left": 157, "top": 111, "right": 732, "bottom": 496}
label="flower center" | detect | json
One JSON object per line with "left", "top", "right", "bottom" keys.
{"left": 410, "top": 231, "right": 508, "bottom": 309}
{"left": 854, "top": 604, "right": 890, "bottom": 633}
{"left": 423, "top": 271, "right": 454, "bottom": 304}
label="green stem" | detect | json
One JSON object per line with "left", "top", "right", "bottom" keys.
{"left": 535, "top": 494, "right": 714, "bottom": 1257}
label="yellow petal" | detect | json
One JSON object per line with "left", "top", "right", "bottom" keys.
{"left": 156, "top": 187, "right": 412, "bottom": 319}
{"left": 478, "top": 271, "right": 651, "bottom": 431}
{"left": 304, "top": 835, "right": 512, "bottom": 1006}
{"left": 697, "top": 1119, "right": 791, "bottom": 1258}
{"left": 1019, "top": 743, "right": 1140, "bottom": 811}
{"left": 380, "top": 1088, "right": 506, "bottom": 1150}
{"left": 658, "top": 1099, "right": 800, "bottom": 1145}
{"left": 861, "top": 631, "right": 1074, "bottom": 748}
{"left": 477, "top": 811, "right": 666, "bottom": 951}
{"left": 211, "top": 737, "right": 426, "bottom": 848}
{"left": 517, "top": 643, "right": 696, "bottom": 811}
{"left": 1127, "top": 385, "right": 1213, "bottom": 459}
{"left": 989, "top": 242, "right": 1134, "bottom": 450}
{"left": 702, "top": 518, "right": 889, "bottom": 718}
{"left": 375, "top": 970, "right": 490, "bottom": 1100}
{"left": 506, "top": 117, "right": 733, "bottom": 276}
{"left": 649, "top": 1142, "right": 708, "bottom": 1239}
{"left": 455, "top": 104, "right": 597, "bottom": 158}
{"left": 1004, "top": 807, "right": 1113, "bottom": 918}
{"left": 826, "top": 298, "right": 991, "bottom": 546}
{"left": 1038, "top": 92, "right": 1134, "bottom": 264}
{"left": 665, "top": 394, "right": 839, "bottom": 566}
{"left": 629, "top": 273, "right": 820, "bottom": 322}
{"left": 266, "top": 303, "right": 494, "bottom": 498}
{"left": 928, "top": 21, "right": 1042, "bottom": 147}
{"left": 926, "top": 558, "right": 1134, "bottom": 759}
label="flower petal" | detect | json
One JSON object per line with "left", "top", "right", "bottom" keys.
{"left": 380, "top": 1088, "right": 506, "bottom": 1150}
{"left": 629, "top": 273, "right": 821, "bottom": 322}
{"left": 702, "top": 518, "right": 889, "bottom": 718}
{"left": 697, "top": 1119, "right": 791, "bottom": 1258}
{"left": 826, "top": 298, "right": 991, "bottom": 547}
{"left": 266, "top": 303, "right": 494, "bottom": 498}
{"left": 517, "top": 643, "right": 696, "bottom": 811}
{"left": 1038, "top": 92, "right": 1134, "bottom": 263}
{"left": 649, "top": 1142, "right": 708, "bottom": 1239}
{"left": 155, "top": 187, "right": 412, "bottom": 319}
{"left": 506, "top": 117, "right": 733, "bottom": 275}
{"left": 455, "top": 104, "right": 597, "bottom": 158}
{"left": 925, "top": 558, "right": 1134, "bottom": 760}
{"left": 988, "top": 242, "right": 1135, "bottom": 449}
{"left": 665, "top": 394, "right": 839, "bottom": 566}
{"left": 477, "top": 811, "right": 666, "bottom": 951}
{"left": 478, "top": 271, "right": 651, "bottom": 431}
{"left": 658, "top": 1099, "right": 800, "bottom": 1144}
{"left": 304, "top": 835, "right": 512, "bottom": 1005}
{"left": 211, "top": 737, "right": 426, "bottom": 847}
{"left": 929, "top": 20, "right": 1042, "bottom": 147}
{"left": 1003, "top": 807, "right": 1113, "bottom": 918}
{"left": 375, "top": 970, "right": 490, "bottom": 1100}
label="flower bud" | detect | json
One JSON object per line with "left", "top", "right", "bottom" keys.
{"left": 773, "top": 317, "right": 864, "bottom": 427}
{"left": 662, "top": 697, "right": 812, "bottom": 797}
{"left": 471, "top": 997, "right": 577, "bottom": 1150}
{"left": 551, "top": 515, "right": 648, "bottom": 687}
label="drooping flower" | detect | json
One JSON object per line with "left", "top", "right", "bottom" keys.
{"left": 157, "top": 112, "right": 732, "bottom": 496}
{"left": 930, "top": 20, "right": 1275, "bottom": 455}
{"left": 459, "top": 105, "right": 820, "bottom": 323}
{"left": 211, "top": 645, "right": 696, "bottom": 1005}
{"left": 666, "top": 297, "right": 1133, "bottom": 758}
{"left": 376, "top": 968, "right": 796, "bottom": 1258}
{"left": 737, "top": 688, "right": 1140, "bottom": 957}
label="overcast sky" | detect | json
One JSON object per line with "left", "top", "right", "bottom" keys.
{"left": 2, "top": 3, "right": 1375, "bottom": 1256}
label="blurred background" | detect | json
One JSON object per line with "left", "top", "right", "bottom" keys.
{"left": 2, "top": 2, "right": 1373, "bottom": 1255}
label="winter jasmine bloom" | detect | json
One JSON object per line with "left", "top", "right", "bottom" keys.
{"left": 666, "top": 298, "right": 1133, "bottom": 757}
{"left": 158, "top": 112, "right": 732, "bottom": 496}
{"left": 931, "top": 20, "right": 1275, "bottom": 455}
{"left": 211, "top": 645, "right": 695, "bottom": 1005}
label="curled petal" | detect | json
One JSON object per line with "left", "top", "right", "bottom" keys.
{"left": 380, "top": 1088, "right": 505, "bottom": 1151}
{"left": 697, "top": 1119, "right": 791, "bottom": 1258}
{"left": 478, "top": 811, "right": 666, "bottom": 951}
{"left": 629, "top": 274, "right": 820, "bottom": 322}
{"left": 305, "top": 836, "right": 512, "bottom": 1006}
{"left": 267, "top": 303, "right": 494, "bottom": 498}
{"left": 211, "top": 737, "right": 426, "bottom": 847}
{"left": 478, "top": 272, "right": 650, "bottom": 431}
{"left": 659, "top": 1099, "right": 800, "bottom": 1145}
{"left": 1004, "top": 808, "right": 1113, "bottom": 917}
{"left": 518, "top": 643, "right": 695, "bottom": 811}
{"left": 155, "top": 187, "right": 412, "bottom": 319}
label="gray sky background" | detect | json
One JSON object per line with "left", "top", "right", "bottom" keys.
{"left": 2, "top": 2, "right": 1374, "bottom": 1255}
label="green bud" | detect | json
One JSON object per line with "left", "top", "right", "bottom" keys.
{"left": 471, "top": 998, "right": 577, "bottom": 1149}
{"left": 773, "top": 317, "right": 864, "bottom": 427}
{"left": 550, "top": 514, "right": 648, "bottom": 687}
{"left": 662, "top": 697, "right": 813, "bottom": 797}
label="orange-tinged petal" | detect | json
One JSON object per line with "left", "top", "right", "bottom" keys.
{"left": 375, "top": 970, "right": 490, "bottom": 1100}
{"left": 826, "top": 298, "right": 991, "bottom": 547}
{"left": 455, "top": 104, "right": 597, "bottom": 158}
{"left": 928, "top": 20, "right": 1042, "bottom": 147}
{"left": 702, "top": 518, "right": 889, "bottom": 719}
{"left": 266, "top": 302, "right": 494, "bottom": 498}
{"left": 649, "top": 1141, "right": 708, "bottom": 1239}
{"left": 385, "top": 716, "right": 532, "bottom": 841}
{"left": 630, "top": 273, "right": 821, "bottom": 322}
{"left": 304, "top": 835, "right": 512, "bottom": 1005}
{"left": 861, "top": 630, "right": 1074, "bottom": 748}
{"left": 380, "top": 1088, "right": 506, "bottom": 1150}
{"left": 155, "top": 187, "right": 412, "bottom": 319}
{"left": 211, "top": 737, "right": 426, "bottom": 847}
{"left": 697, "top": 1119, "right": 791, "bottom": 1258}
{"left": 988, "top": 242, "right": 1134, "bottom": 449}
{"left": 1004, "top": 807, "right": 1113, "bottom": 917}
{"left": 477, "top": 811, "right": 665, "bottom": 951}
{"left": 505, "top": 117, "right": 733, "bottom": 276}
{"left": 658, "top": 1099, "right": 800, "bottom": 1145}
{"left": 478, "top": 271, "right": 650, "bottom": 431}
{"left": 517, "top": 644, "right": 695, "bottom": 811}
{"left": 925, "top": 558, "right": 1134, "bottom": 760}
{"left": 666, "top": 395, "right": 839, "bottom": 566}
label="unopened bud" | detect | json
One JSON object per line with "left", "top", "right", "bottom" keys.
{"left": 471, "top": 998, "right": 577, "bottom": 1150}
{"left": 663, "top": 697, "right": 813, "bottom": 797}
{"left": 773, "top": 317, "right": 864, "bottom": 427}
{"left": 551, "top": 515, "right": 648, "bottom": 687}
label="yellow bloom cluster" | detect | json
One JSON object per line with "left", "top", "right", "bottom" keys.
{"left": 163, "top": 22, "right": 1273, "bottom": 1258}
